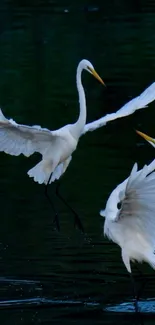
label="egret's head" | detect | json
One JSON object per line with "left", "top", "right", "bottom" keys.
{"left": 100, "top": 187, "right": 121, "bottom": 221}
{"left": 136, "top": 130, "right": 155, "bottom": 148}
{"left": 79, "top": 59, "right": 105, "bottom": 86}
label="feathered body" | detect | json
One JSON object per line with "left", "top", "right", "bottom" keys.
{"left": 0, "top": 59, "right": 93, "bottom": 184}
{"left": 28, "top": 126, "right": 77, "bottom": 184}
{"left": 0, "top": 110, "right": 78, "bottom": 184}
{"left": 101, "top": 159, "right": 155, "bottom": 273}
{"left": 0, "top": 61, "right": 155, "bottom": 184}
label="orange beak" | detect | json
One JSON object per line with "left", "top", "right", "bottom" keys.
{"left": 136, "top": 130, "right": 155, "bottom": 144}
{"left": 89, "top": 67, "right": 105, "bottom": 86}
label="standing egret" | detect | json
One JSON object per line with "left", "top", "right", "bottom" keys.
{"left": 101, "top": 159, "right": 155, "bottom": 312}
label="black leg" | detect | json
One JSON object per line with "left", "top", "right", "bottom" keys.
{"left": 55, "top": 182, "right": 84, "bottom": 233}
{"left": 130, "top": 273, "right": 139, "bottom": 313}
{"left": 130, "top": 274, "right": 144, "bottom": 325}
{"left": 45, "top": 173, "right": 60, "bottom": 231}
{"left": 134, "top": 264, "right": 147, "bottom": 301}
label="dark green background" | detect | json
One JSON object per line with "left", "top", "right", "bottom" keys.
{"left": 0, "top": 0, "right": 155, "bottom": 324}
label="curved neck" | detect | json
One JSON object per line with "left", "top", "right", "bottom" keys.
{"left": 71, "top": 64, "right": 87, "bottom": 139}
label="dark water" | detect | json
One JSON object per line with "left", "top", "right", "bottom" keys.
{"left": 1, "top": 1, "right": 155, "bottom": 324}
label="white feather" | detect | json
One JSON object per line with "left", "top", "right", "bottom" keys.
{"left": 0, "top": 109, "right": 71, "bottom": 158}
{"left": 0, "top": 109, "right": 76, "bottom": 184}
{"left": 0, "top": 59, "right": 102, "bottom": 185}
{"left": 1, "top": 79, "right": 155, "bottom": 185}
{"left": 82, "top": 82, "right": 155, "bottom": 134}
{"left": 50, "top": 156, "right": 72, "bottom": 183}
{"left": 102, "top": 159, "right": 155, "bottom": 273}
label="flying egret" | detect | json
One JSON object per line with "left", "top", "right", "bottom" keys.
{"left": 100, "top": 159, "right": 155, "bottom": 312}
{"left": 1, "top": 60, "right": 155, "bottom": 230}
{"left": 1, "top": 70, "right": 155, "bottom": 188}
{"left": 136, "top": 130, "right": 155, "bottom": 148}
{"left": 0, "top": 59, "right": 105, "bottom": 231}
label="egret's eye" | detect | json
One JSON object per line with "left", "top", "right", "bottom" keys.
{"left": 117, "top": 202, "right": 122, "bottom": 209}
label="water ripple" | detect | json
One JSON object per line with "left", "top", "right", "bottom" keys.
{"left": 105, "top": 298, "right": 155, "bottom": 313}
{"left": 0, "top": 297, "right": 100, "bottom": 308}
{"left": 0, "top": 295, "right": 155, "bottom": 314}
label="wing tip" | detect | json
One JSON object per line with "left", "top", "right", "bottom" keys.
{"left": 0, "top": 108, "right": 8, "bottom": 123}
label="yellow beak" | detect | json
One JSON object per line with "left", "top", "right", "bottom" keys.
{"left": 136, "top": 130, "right": 155, "bottom": 144}
{"left": 89, "top": 67, "right": 105, "bottom": 86}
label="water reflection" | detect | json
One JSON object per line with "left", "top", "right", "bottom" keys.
{"left": 106, "top": 299, "right": 155, "bottom": 313}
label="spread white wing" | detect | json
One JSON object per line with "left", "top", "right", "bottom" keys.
{"left": 117, "top": 161, "right": 155, "bottom": 253}
{"left": 102, "top": 159, "right": 155, "bottom": 220}
{"left": 112, "top": 162, "right": 155, "bottom": 244}
{"left": 82, "top": 82, "right": 155, "bottom": 134}
{"left": 102, "top": 160, "right": 155, "bottom": 272}
{"left": 0, "top": 109, "right": 67, "bottom": 157}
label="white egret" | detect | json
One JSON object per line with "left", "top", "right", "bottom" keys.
{"left": 0, "top": 60, "right": 104, "bottom": 185}
{"left": 0, "top": 59, "right": 104, "bottom": 231}
{"left": 0, "top": 71, "right": 155, "bottom": 188}
{"left": 1, "top": 59, "right": 155, "bottom": 230}
{"left": 101, "top": 159, "right": 155, "bottom": 311}
{"left": 1, "top": 69, "right": 155, "bottom": 186}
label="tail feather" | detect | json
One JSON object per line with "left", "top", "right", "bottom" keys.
{"left": 0, "top": 108, "right": 8, "bottom": 122}
{"left": 27, "top": 159, "right": 68, "bottom": 185}
{"left": 28, "top": 160, "right": 52, "bottom": 185}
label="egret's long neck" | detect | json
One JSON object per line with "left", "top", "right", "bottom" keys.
{"left": 71, "top": 65, "right": 87, "bottom": 139}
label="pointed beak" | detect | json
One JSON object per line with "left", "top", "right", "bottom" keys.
{"left": 89, "top": 67, "right": 105, "bottom": 86}
{"left": 136, "top": 130, "right": 155, "bottom": 144}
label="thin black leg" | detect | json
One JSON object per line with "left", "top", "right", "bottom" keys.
{"left": 45, "top": 173, "right": 60, "bottom": 231}
{"left": 130, "top": 274, "right": 144, "bottom": 324}
{"left": 127, "top": 268, "right": 145, "bottom": 324}
{"left": 56, "top": 182, "right": 84, "bottom": 233}
{"left": 134, "top": 265, "right": 147, "bottom": 301}
{"left": 130, "top": 273, "right": 139, "bottom": 313}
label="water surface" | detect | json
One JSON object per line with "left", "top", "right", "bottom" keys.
{"left": 0, "top": 1, "right": 155, "bottom": 324}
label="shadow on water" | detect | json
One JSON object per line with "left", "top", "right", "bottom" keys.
{"left": 1, "top": 0, "right": 155, "bottom": 324}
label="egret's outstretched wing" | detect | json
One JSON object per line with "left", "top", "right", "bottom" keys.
{"left": 82, "top": 82, "right": 155, "bottom": 134}
{"left": 0, "top": 109, "right": 64, "bottom": 157}
{"left": 114, "top": 163, "right": 155, "bottom": 246}
{"left": 101, "top": 159, "right": 155, "bottom": 221}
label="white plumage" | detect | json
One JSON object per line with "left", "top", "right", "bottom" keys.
{"left": 0, "top": 59, "right": 104, "bottom": 185}
{"left": 83, "top": 82, "right": 155, "bottom": 134}
{"left": 0, "top": 66, "right": 155, "bottom": 185}
{"left": 0, "top": 109, "right": 77, "bottom": 184}
{"left": 101, "top": 159, "right": 155, "bottom": 273}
